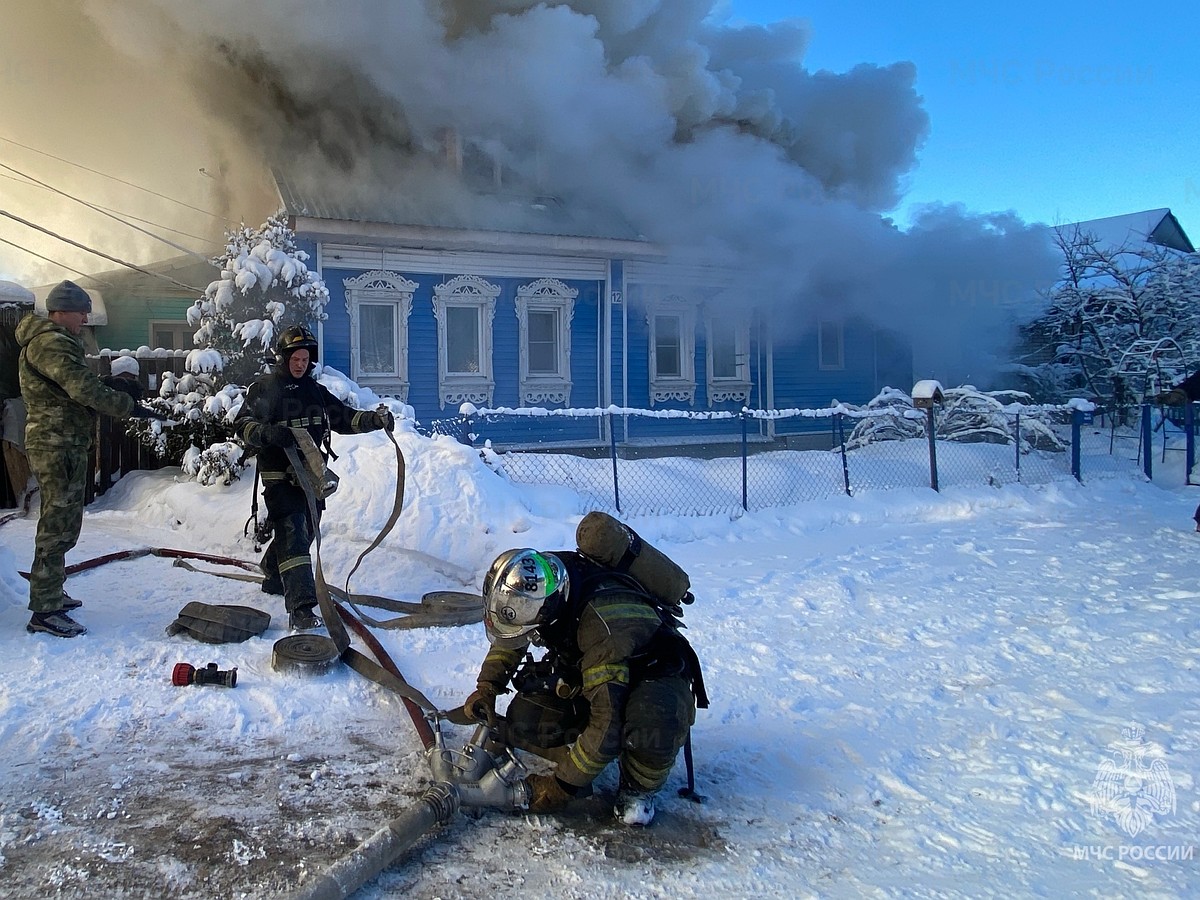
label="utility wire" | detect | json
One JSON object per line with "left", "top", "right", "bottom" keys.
{"left": 0, "top": 234, "right": 112, "bottom": 285}
{"left": 0, "top": 134, "right": 227, "bottom": 221}
{"left": 0, "top": 161, "right": 213, "bottom": 264}
{"left": 0, "top": 207, "right": 207, "bottom": 293}
{"left": 0, "top": 171, "right": 219, "bottom": 245}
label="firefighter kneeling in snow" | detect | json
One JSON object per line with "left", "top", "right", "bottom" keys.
{"left": 462, "top": 546, "right": 705, "bottom": 825}
{"left": 236, "top": 325, "right": 392, "bottom": 631}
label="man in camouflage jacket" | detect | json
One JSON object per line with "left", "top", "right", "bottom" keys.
{"left": 16, "top": 281, "right": 146, "bottom": 638}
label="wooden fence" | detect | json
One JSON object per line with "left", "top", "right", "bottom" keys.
{"left": 85, "top": 354, "right": 190, "bottom": 503}
{"left": 0, "top": 351, "right": 192, "bottom": 509}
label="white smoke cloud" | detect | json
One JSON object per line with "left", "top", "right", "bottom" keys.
{"left": 0, "top": 0, "right": 1059, "bottom": 384}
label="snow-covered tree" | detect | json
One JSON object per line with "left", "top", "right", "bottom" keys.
{"left": 189, "top": 212, "right": 329, "bottom": 387}
{"left": 844, "top": 385, "right": 1067, "bottom": 452}
{"left": 1019, "top": 225, "right": 1200, "bottom": 408}
{"left": 129, "top": 213, "right": 329, "bottom": 484}
{"left": 841, "top": 387, "right": 926, "bottom": 449}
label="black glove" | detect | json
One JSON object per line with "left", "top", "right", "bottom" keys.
{"left": 368, "top": 410, "right": 395, "bottom": 433}
{"left": 129, "top": 405, "right": 169, "bottom": 421}
{"left": 259, "top": 424, "right": 295, "bottom": 447}
{"left": 102, "top": 375, "right": 144, "bottom": 402}
{"left": 463, "top": 683, "right": 499, "bottom": 724}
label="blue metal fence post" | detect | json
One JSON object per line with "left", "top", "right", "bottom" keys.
{"left": 837, "top": 413, "right": 851, "bottom": 496}
{"left": 741, "top": 411, "right": 749, "bottom": 511}
{"left": 1071, "top": 410, "right": 1082, "bottom": 482}
{"left": 1014, "top": 411, "right": 1021, "bottom": 481}
{"left": 1187, "top": 402, "right": 1196, "bottom": 486}
{"left": 926, "top": 406, "right": 939, "bottom": 492}
{"left": 1142, "top": 404, "right": 1153, "bottom": 480}
{"left": 608, "top": 411, "right": 621, "bottom": 513}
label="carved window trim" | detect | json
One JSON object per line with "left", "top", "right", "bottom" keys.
{"left": 646, "top": 295, "right": 696, "bottom": 407}
{"left": 343, "top": 270, "right": 418, "bottom": 402}
{"left": 704, "top": 311, "right": 752, "bottom": 407}
{"left": 515, "top": 278, "right": 577, "bottom": 407}
{"left": 432, "top": 274, "right": 500, "bottom": 409}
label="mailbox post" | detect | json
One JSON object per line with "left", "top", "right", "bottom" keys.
{"left": 912, "top": 380, "right": 945, "bottom": 491}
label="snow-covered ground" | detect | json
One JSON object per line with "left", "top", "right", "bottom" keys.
{"left": 2, "top": 417, "right": 1199, "bottom": 899}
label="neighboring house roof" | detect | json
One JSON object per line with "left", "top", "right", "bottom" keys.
{"left": 1063, "top": 208, "right": 1194, "bottom": 253}
{"left": 31, "top": 256, "right": 219, "bottom": 325}
{"left": 0, "top": 280, "right": 34, "bottom": 305}
{"left": 36, "top": 257, "right": 217, "bottom": 301}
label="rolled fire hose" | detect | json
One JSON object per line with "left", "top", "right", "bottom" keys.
{"left": 271, "top": 634, "right": 341, "bottom": 675}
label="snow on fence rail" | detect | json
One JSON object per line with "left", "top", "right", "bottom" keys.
{"left": 434, "top": 400, "right": 1147, "bottom": 517}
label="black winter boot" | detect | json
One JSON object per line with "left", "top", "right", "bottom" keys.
{"left": 289, "top": 606, "right": 322, "bottom": 631}
{"left": 27, "top": 610, "right": 87, "bottom": 638}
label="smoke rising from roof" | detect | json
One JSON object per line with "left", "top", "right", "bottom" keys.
{"left": 1, "top": 0, "right": 1058, "bottom": 384}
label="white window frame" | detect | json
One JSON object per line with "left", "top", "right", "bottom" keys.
{"left": 646, "top": 295, "right": 696, "bottom": 407}
{"left": 818, "top": 319, "right": 845, "bottom": 370}
{"left": 515, "top": 278, "right": 577, "bottom": 406}
{"left": 432, "top": 274, "right": 500, "bottom": 409}
{"left": 704, "top": 311, "right": 752, "bottom": 406}
{"left": 344, "top": 270, "right": 418, "bottom": 401}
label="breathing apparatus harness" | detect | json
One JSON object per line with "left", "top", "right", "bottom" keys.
{"left": 510, "top": 552, "right": 709, "bottom": 802}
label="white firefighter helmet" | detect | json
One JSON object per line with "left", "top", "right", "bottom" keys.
{"left": 482, "top": 549, "right": 569, "bottom": 648}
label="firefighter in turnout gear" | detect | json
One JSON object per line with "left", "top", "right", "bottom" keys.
{"left": 235, "top": 325, "right": 392, "bottom": 631}
{"left": 463, "top": 547, "right": 705, "bottom": 826}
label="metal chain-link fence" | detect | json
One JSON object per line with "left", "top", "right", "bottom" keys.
{"left": 426, "top": 402, "right": 1149, "bottom": 517}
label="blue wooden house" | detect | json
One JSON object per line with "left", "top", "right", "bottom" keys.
{"left": 277, "top": 169, "right": 911, "bottom": 451}
{"left": 62, "top": 150, "right": 911, "bottom": 452}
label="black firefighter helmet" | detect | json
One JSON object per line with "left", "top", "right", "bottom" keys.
{"left": 275, "top": 324, "right": 319, "bottom": 364}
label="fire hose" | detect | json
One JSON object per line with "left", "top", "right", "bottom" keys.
{"left": 15, "top": 424, "right": 533, "bottom": 895}
{"left": 286, "top": 721, "right": 531, "bottom": 900}
{"left": 23, "top": 538, "right": 529, "bottom": 899}
{"left": 274, "top": 428, "right": 534, "bottom": 899}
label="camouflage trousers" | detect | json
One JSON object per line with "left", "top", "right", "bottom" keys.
{"left": 27, "top": 446, "right": 88, "bottom": 612}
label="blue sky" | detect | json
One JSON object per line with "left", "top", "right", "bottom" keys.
{"left": 724, "top": 1, "right": 1199, "bottom": 231}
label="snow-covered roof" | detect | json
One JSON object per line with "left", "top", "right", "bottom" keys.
{"left": 0, "top": 279, "right": 34, "bottom": 304}
{"left": 907, "top": 381, "right": 945, "bottom": 405}
{"left": 273, "top": 168, "right": 646, "bottom": 244}
{"left": 1062, "top": 208, "right": 1194, "bottom": 253}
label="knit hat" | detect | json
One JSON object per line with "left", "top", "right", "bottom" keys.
{"left": 45, "top": 280, "right": 91, "bottom": 313}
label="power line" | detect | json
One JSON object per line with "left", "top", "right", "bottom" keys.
{"left": 0, "top": 161, "right": 213, "bottom": 264}
{"left": 0, "top": 207, "right": 207, "bottom": 293}
{"left": 0, "top": 234, "right": 112, "bottom": 284}
{"left": 0, "top": 133, "right": 228, "bottom": 221}
{"left": 0, "top": 171, "right": 219, "bottom": 245}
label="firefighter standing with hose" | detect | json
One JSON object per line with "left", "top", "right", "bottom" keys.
{"left": 235, "top": 325, "right": 392, "bottom": 631}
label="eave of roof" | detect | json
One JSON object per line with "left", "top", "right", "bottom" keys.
{"left": 289, "top": 214, "right": 666, "bottom": 261}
